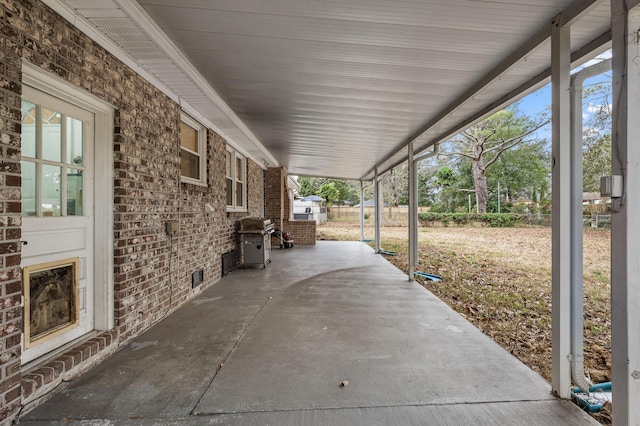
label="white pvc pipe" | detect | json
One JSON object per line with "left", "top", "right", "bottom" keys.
{"left": 569, "top": 58, "right": 611, "bottom": 394}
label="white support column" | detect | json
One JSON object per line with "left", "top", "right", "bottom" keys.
{"left": 551, "top": 18, "right": 572, "bottom": 399}
{"left": 360, "top": 180, "right": 365, "bottom": 241}
{"left": 374, "top": 168, "right": 381, "bottom": 253}
{"left": 408, "top": 141, "right": 416, "bottom": 281}
{"left": 611, "top": 1, "right": 640, "bottom": 423}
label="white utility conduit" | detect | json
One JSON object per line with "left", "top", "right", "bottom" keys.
{"left": 374, "top": 169, "right": 393, "bottom": 253}
{"left": 569, "top": 58, "right": 611, "bottom": 394}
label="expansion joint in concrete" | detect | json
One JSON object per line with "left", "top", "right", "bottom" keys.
{"left": 190, "top": 296, "right": 273, "bottom": 415}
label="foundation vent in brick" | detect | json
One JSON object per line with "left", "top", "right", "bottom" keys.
{"left": 222, "top": 250, "right": 236, "bottom": 276}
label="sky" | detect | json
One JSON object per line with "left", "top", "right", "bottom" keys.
{"left": 515, "top": 50, "right": 613, "bottom": 141}
{"left": 427, "top": 50, "right": 613, "bottom": 177}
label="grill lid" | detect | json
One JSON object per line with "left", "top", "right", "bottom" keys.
{"left": 240, "top": 217, "right": 272, "bottom": 231}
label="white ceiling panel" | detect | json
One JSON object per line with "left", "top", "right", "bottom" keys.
{"left": 59, "top": 0, "right": 611, "bottom": 180}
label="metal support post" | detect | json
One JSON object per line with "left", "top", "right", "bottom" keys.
{"left": 611, "top": 1, "right": 640, "bottom": 423}
{"left": 360, "top": 180, "right": 365, "bottom": 241}
{"left": 374, "top": 168, "right": 381, "bottom": 253}
{"left": 408, "top": 141, "right": 416, "bottom": 281}
{"left": 551, "top": 18, "right": 572, "bottom": 399}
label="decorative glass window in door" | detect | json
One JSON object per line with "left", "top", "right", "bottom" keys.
{"left": 21, "top": 101, "right": 85, "bottom": 217}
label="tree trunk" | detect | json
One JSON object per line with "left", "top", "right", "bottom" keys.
{"left": 472, "top": 159, "right": 488, "bottom": 213}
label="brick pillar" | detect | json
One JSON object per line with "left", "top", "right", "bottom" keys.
{"left": 283, "top": 178, "right": 292, "bottom": 221}
{"left": 264, "top": 167, "right": 287, "bottom": 231}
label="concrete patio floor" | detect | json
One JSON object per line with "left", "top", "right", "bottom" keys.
{"left": 19, "top": 241, "right": 598, "bottom": 425}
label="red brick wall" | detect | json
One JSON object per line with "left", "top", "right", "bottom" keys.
{"left": 111, "top": 93, "right": 181, "bottom": 342}
{"left": 0, "top": 0, "right": 265, "bottom": 420}
{"left": 247, "top": 159, "right": 265, "bottom": 218}
{"left": 283, "top": 220, "right": 316, "bottom": 245}
{"left": 0, "top": 0, "right": 31, "bottom": 419}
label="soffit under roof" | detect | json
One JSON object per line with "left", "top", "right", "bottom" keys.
{"left": 59, "top": 0, "right": 610, "bottom": 180}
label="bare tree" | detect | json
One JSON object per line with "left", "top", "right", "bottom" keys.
{"left": 442, "top": 109, "right": 549, "bottom": 213}
{"left": 382, "top": 164, "right": 408, "bottom": 221}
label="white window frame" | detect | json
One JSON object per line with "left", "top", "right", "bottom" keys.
{"left": 226, "top": 146, "right": 247, "bottom": 212}
{"left": 180, "top": 113, "right": 207, "bottom": 186}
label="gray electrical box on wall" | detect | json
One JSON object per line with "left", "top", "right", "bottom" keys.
{"left": 165, "top": 221, "right": 179, "bottom": 236}
{"left": 600, "top": 175, "right": 623, "bottom": 198}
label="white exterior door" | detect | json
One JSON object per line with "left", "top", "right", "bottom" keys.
{"left": 20, "top": 85, "right": 95, "bottom": 364}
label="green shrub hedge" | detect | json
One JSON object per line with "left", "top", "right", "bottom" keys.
{"left": 418, "top": 212, "right": 529, "bottom": 227}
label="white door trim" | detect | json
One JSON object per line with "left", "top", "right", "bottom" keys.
{"left": 21, "top": 61, "right": 115, "bottom": 334}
